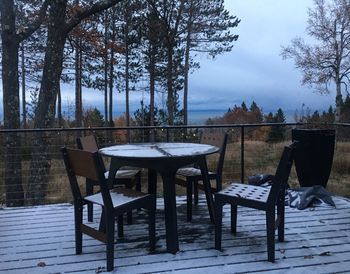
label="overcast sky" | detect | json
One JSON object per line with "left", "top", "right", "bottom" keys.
{"left": 187, "top": 0, "right": 334, "bottom": 114}
{"left": 0, "top": 0, "right": 336, "bottom": 121}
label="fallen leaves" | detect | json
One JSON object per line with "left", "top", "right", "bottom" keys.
{"left": 37, "top": 262, "right": 46, "bottom": 267}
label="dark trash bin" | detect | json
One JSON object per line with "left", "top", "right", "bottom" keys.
{"left": 292, "top": 129, "right": 335, "bottom": 188}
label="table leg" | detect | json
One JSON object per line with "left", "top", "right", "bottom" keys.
{"left": 107, "top": 158, "right": 119, "bottom": 188}
{"left": 198, "top": 157, "right": 216, "bottom": 224}
{"left": 160, "top": 170, "right": 179, "bottom": 254}
{"left": 148, "top": 169, "right": 157, "bottom": 195}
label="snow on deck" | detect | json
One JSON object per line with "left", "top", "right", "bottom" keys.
{"left": 1, "top": 196, "right": 350, "bottom": 274}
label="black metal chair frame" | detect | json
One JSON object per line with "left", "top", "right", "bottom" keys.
{"left": 214, "top": 142, "right": 296, "bottom": 262}
{"left": 61, "top": 147, "right": 156, "bottom": 272}
{"left": 77, "top": 135, "right": 141, "bottom": 223}
{"left": 176, "top": 132, "right": 228, "bottom": 221}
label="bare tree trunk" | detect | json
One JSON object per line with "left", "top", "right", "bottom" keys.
{"left": 124, "top": 6, "right": 131, "bottom": 141}
{"left": 109, "top": 50, "right": 114, "bottom": 126}
{"left": 149, "top": 43, "right": 156, "bottom": 142}
{"left": 75, "top": 40, "right": 82, "bottom": 129}
{"left": 103, "top": 10, "right": 109, "bottom": 126}
{"left": 183, "top": 0, "right": 194, "bottom": 127}
{"left": 1, "top": 0, "right": 24, "bottom": 206}
{"left": 21, "top": 44, "right": 27, "bottom": 129}
{"left": 335, "top": 78, "right": 343, "bottom": 122}
{"left": 57, "top": 85, "right": 62, "bottom": 127}
{"left": 26, "top": 1, "right": 67, "bottom": 205}
{"left": 166, "top": 46, "right": 174, "bottom": 126}
{"left": 108, "top": 8, "right": 116, "bottom": 128}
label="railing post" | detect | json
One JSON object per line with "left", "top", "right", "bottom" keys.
{"left": 241, "top": 125, "right": 245, "bottom": 183}
{"left": 166, "top": 127, "right": 170, "bottom": 142}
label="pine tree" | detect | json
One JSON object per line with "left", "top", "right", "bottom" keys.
{"left": 267, "top": 108, "right": 286, "bottom": 143}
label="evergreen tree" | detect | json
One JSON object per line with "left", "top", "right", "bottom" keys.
{"left": 241, "top": 101, "right": 248, "bottom": 112}
{"left": 182, "top": 0, "right": 240, "bottom": 125}
{"left": 250, "top": 101, "right": 263, "bottom": 122}
{"left": 267, "top": 108, "right": 286, "bottom": 143}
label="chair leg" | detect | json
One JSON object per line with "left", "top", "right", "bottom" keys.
{"left": 126, "top": 212, "right": 133, "bottom": 225}
{"left": 136, "top": 172, "right": 142, "bottom": 191}
{"left": 214, "top": 199, "right": 223, "bottom": 250}
{"left": 277, "top": 195, "right": 285, "bottom": 242}
{"left": 186, "top": 179, "right": 193, "bottom": 222}
{"left": 126, "top": 183, "right": 133, "bottom": 225}
{"left": 117, "top": 215, "right": 124, "bottom": 238}
{"left": 74, "top": 203, "right": 83, "bottom": 254}
{"left": 231, "top": 204, "right": 237, "bottom": 235}
{"left": 266, "top": 208, "right": 276, "bottom": 262}
{"left": 194, "top": 180, "right": 199, "bottom": 205}
{"left": 216, "top": 176, "right": 222, "bottom": 192}
{"left": 148, "top": 200, "right": 156, "bottom": 251}
{"left": 99, "top": 209, "right": 106, "bottom": 232}
{"left": 106, "top": 216, "right": 115, "bottom": 272}
{"left": 86, "top": 180, "right": 94, "bottom": 222}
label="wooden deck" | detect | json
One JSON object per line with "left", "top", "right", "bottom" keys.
{"left": 1, "top": 196, "right": 350, "bottom": 274}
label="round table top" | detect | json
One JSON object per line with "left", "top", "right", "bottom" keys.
{"left": 99, "top": 142, "right": 219, "bottom": 159}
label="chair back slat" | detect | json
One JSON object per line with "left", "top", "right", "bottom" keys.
{"left": 77, "top": 135, "right": 106, "bottom": 173}
{"left": 76, "top": 135, "right": 99, "bottom": 152}
{"left": 201, "top": 131, "right": 228, "bottom": 175}
{"left": 66, "top": 148, "right": 100, "bottom": 181}
{"left": 267, "top": 142, "right": 297, "bottom": 204}
{"left": 201, "top": 131, "right": 225, "bottom": 148}
{"left": 215, "top": 132, "right": 228, "bottom": 175}
{"left": 61, "top": 147, "right": 113, "bottom": 209}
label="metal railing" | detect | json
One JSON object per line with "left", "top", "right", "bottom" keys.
{"left": 0, "top": 122, "right": 349, "bottom": 206}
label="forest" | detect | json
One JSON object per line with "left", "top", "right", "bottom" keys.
{"left": 0, "top": 0, "right": 239, "bottom": 206}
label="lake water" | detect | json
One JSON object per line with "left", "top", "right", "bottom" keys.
{"left": 188, "top": 109, "right": 227, "bottom": 124}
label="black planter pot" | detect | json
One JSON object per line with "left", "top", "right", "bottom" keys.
{"left": 292, "top": 129, "right": 335, "bottom": 188}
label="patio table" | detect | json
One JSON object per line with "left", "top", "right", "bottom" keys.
{"left": 99, "top": 142, "right": 219, "bottom": 254}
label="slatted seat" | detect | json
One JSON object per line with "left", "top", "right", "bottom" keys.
{"left": 61, "top": 147, "right": 156, "bottom": 272}
{"left": 176, "top": 132, "right": 228, "bottom": 221}
{"left": 220, "top": 183, "right": 270, "bottom": 203}
{"left": 215, "top": 142, "right": 297, "bottom": 263}
{"left": 84, "top": 188, "right": 149, "bottom": 207}
{"left": 177, "top": 167, "right": 216, "bottom": 177}
{"left": 77, "top": 135, "right": 141, "bottom": 222}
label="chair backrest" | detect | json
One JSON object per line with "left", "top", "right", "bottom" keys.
{"left": 201, "top": 131, "right": 228, "bottom": 175}
{"left": 76, "top": 135, "right": 99, "bottom": 152}
{"left": 77, "top": 135, "right": 106, "bottom": 173}
{"left": 61, "top": 147, "right": 113, "bottom": 209}
{"left": 267, "top": 142, "right": 297, "bottom": 204}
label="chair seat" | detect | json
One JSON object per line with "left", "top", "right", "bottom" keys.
{"left": 84, "top": 188, "right": 149, "bottom": 208}
{"left": 105, "top": 168, "right": 140, "bottom": 180}
{"left": 177, "top": 167, "right": 215, "bottom": 178}
{"left": 218, "top": 183, "right": 271, "bottom": 203}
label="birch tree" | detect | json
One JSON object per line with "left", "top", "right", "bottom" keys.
{"left": 282, "top": 0, "right": 350, "bottom": 122}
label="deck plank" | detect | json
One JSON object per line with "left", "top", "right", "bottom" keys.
{"left": 0, "top": 196, "right": 349, "bottom": 273}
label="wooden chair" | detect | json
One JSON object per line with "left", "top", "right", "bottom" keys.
{"left": 77, "top": 135, "right": 141, "bottom": 222}
{"left": 61, "top": 147, "right": 156, "bottom": 272}
{"left": 215, "top": 142, "right": 297, "bottom": 262}
{"left": 175, "top": 132, "right": 228, "bottom": 221}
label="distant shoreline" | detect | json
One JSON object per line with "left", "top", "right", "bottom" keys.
{"left": 0, "top": 107, "right": 317, "bottom": 125}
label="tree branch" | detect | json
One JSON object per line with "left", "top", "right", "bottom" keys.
{"left": 17, "top": 0, "right": 49, "bottom": 42}
{"left": 65, "top": 0, "right": 125, "bottom": 33}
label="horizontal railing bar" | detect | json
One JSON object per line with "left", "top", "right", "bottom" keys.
{"left": 0, "top": 122, "right": 305, "bottom": 134}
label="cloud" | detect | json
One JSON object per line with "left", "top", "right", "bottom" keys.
{"left": 187, "top": 0, "right": 334, "bottom": 114}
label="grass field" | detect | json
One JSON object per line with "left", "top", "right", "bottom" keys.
{"left": 44, "top": 140, "right": 350, "bottom": 204}
{"left": 1, "top": 139, "right": 350, "bottom": 206}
